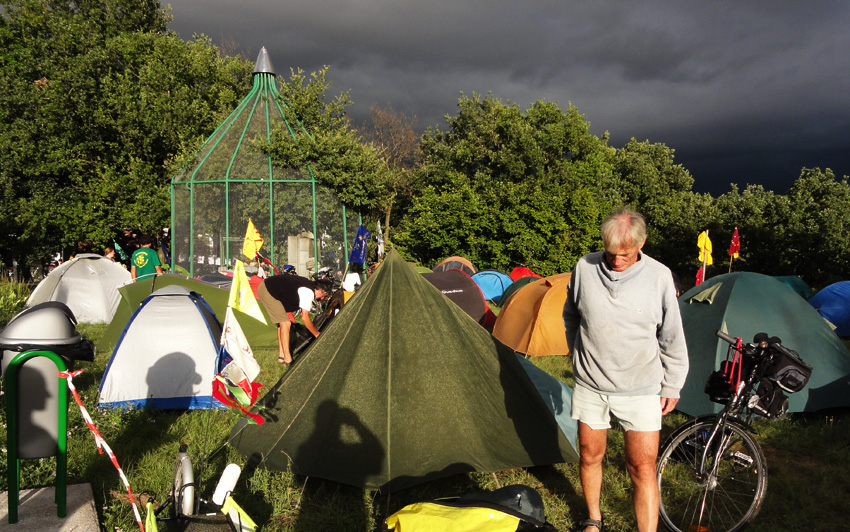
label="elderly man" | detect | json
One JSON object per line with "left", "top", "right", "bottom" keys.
{"left": 563, "top": 208, "right": 688, "bottom": 532}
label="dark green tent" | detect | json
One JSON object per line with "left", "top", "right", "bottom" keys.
{"left": 774, "top": 275, "right": 813, "bottom": 300}
{"left": 97, "top": 274, "right": 278, "bottom": 352}
{"left": 677, "top": 272, "right": 850, "bottom": 415}
{"left": 229, "top": 250, "right": 578, "bottom": 492}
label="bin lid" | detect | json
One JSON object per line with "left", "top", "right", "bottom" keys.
{"left": 0, "top": 301, "right": 82, "bottom": 346}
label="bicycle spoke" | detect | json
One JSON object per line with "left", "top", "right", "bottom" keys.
{"left": 658, "top": 420, "right": 767, "bottom": 532}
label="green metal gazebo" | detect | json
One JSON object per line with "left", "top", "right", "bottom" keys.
{"left": 170, "top": 47, "right": 359, "bottom": 278}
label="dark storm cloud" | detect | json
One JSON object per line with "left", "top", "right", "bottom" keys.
{"left": 166, "top": 1, "right": 850, "bottom": 195}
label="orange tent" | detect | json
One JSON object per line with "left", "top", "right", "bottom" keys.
{"left": 492, "top": 273, "right": 572, "bottom": 357}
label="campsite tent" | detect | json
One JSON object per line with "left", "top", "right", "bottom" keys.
{"left": 509, "top": 267, "right": 543, "bottom": 282}
{"left": 26, "top": 254, "right": 130, "bottom": 323}
{"left": 98, "top": 274, "right": 278, "bottom": 352}
{"left": 492, "top": 273, "right": 571, "bottom": 357}
{"left": 774, "top": 275, "right": 813, "bottom": 300}
{"left": 98, "top": 285, "right": 224, "bottom": 409}
{"left": 809, "top": 281, "right": 850, "bottom": 337}
{"left": 229, "top": 250, "right": 578, "bottom": 492}
{"left": 422, "top": 270, "right": 489, "bottom": 324}
{"left": 471, "top": 270, "right": 514, "bottom": 303}
{"left": 433, "top": 256, "right": 477, "bottom": 276}
{"left": 498, "top": 276, "right": 539, "bottom": 308}
{"left": 677, "top": 272, "right": 850, "bottom": 415}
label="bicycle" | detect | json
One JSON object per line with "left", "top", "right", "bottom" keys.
{"left": 657, "top": 329, "right": 812, "bottom": 532}
{"left": 154, "top": 444, "right": 251, "bottom": 530}
{"left": 154, "top": 443, "right": 197, "bottom": 522}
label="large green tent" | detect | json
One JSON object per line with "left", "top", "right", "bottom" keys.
{"left": 229, "top": 250, "right": 578, "bottom": 492}
{"left": 97, "top": 274, "right": 278, "bottom": 352}
{"left": 677, "top": 272, "right": 850, "bottom": 415}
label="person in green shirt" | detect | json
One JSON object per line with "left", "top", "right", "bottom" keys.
{"left": 130, "top": 235, "right": 163, "bottom": 280}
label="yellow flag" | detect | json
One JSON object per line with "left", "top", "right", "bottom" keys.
{"left": 229, "top": 260, "right": 267, "bottom": 324}
{"left": 697, "top": 231, "right": 713, "bottom": 266}
{"left": 243, "top": 219, "right": 264, "bottom": 259}
{"left": 145, "top": 501, "right": 159, "bottom": 532}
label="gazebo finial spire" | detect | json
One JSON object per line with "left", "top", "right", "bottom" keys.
{"left": 253, "top": 46, "right": 274, "bottom": 75}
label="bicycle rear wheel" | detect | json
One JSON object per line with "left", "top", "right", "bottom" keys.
{"left": 657, "top": 419, "right": 767, "bottom": 532}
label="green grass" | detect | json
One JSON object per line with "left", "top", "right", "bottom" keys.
{"left": 0, "top": 280, "right": 30, "bottom": 326}
{"left": 1, "top": 322, "right": 848, "bottom": 531}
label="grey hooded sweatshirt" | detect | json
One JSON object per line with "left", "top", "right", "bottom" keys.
{"left": 563, "top": 251, "right": 689, "bottom": 398}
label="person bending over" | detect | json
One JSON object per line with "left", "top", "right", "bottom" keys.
{"left": 257, "top": 273, "right": 332, "bottom": 366}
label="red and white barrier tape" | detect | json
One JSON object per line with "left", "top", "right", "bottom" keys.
{"left": 60, "top": 369, "right": 146, "bottom": 532}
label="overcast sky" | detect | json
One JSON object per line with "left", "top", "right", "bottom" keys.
{"left": 165, "top": 1, "right": 850, "bottom": 195}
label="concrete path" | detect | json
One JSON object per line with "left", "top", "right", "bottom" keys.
{"left": 0, "top": 483, "right": 99, "bottom": 531}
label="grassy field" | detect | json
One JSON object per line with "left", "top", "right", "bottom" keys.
{"left": 1, "top": 287, "right": 848, "bottom": 531}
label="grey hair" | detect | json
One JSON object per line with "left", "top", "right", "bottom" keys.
{"left": 600, "top": 208, "right": 646, "bottom": 250}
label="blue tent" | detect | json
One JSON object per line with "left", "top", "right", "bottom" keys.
{"left": 471, "top": 270, "right": 513, "bottom": 303}
{"left": 809, "top": 281, "right": 850, "bottom": 337}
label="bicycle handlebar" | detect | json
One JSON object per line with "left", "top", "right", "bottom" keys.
{"left": 715, "top": 330, "right": 737, "bottom": 345}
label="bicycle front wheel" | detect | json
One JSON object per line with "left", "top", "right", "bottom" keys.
{"left": 174, "top": 451, "right": 195, "bottom": 516}
{"left": 657, "top": 419, "right": 767, "bottom": 532}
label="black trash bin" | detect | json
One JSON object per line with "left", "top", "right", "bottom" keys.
{"left": 0, "top": 301, "right": 94, "bottom": 458}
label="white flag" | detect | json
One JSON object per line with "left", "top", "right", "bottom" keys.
{"left": 219, "top": 307, "right": 260, "bottom": 381}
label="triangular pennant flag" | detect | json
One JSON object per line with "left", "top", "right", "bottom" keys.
{"left": 228, "top": 261, "right": 266, "bottom": 324}
{"left": 243, "top": 219, "right": 264, "bottom": 259}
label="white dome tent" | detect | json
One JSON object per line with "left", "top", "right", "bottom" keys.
{"left": 26, "top": 254, "right": 131, "bottom": 323}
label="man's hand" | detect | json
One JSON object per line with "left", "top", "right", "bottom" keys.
{"left": 660, "top": 396, "right": 679, "bottom": 415}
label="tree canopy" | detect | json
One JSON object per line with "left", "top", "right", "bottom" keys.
{"left": 0, "top": 0, "right": 252, "bottom": 263}
{"left": 393, "top": 93, "right": 615, "bottom": 275}
{"left": 3, "top": 2, "right": 849, "bottom": 291}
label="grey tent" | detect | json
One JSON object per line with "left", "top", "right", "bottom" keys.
{"left": 677, "top": 272, "right": 850, "bottom": 415}
{"left": 27, "top": 254, "right": 130, "bottom": 323}
{"left": 229, "top": 250, "right": 578, "bottom": 492}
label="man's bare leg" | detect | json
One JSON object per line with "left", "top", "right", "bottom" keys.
{"left": 277, "top": 321, "right": 293, "bottom": 364}
{"left": 578, "top": 421, "right": 608, "bottom": 531}
{"left": 624, "top": 430, "right": 660, "bottom": 532}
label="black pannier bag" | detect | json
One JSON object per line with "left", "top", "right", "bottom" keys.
{"left": 764, "top": 343, "right": 812, "bottom": 393}
{"left": 705, "top": 360, "right": 735, "bottom": 404}
{"left": 704, "top": 349, "right": 751, "bottom": 405}
{"left": 749, "top": 378, "right": 789, "bottom": 419}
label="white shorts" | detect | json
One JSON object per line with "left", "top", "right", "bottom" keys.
{"left": 570, "top": 385, "right": 662, "bottom": 432}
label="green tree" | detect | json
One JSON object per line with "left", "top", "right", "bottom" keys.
{"left": 713, "top": 184, "right": 787, "bottom": 277}
{"left": 780, "top": 168, "right": 850, "bottom": 288}
{"left": 608, "top": 139, "right": 711, "bottom": 278}
{"left": 0, "top": 0, "right": 252, "bottom": 264}
{"left": 394, "top": 93, "right": 615, "bottom": 274}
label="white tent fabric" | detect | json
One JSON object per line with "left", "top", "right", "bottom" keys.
{"left": 98, "top": 285, "right": 224, "bottom": 409}
{"left": 27, "top": 254, "right": 131, "bottom": 323}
